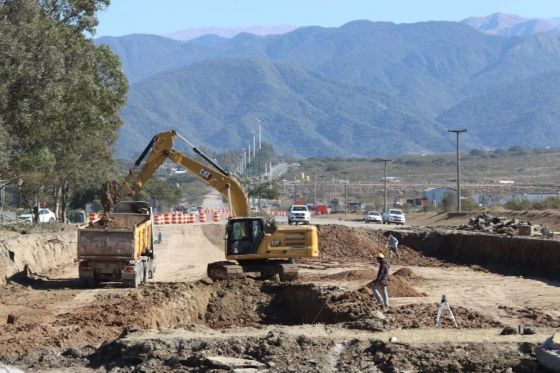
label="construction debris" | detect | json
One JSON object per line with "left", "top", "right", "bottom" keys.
{"left": 458, "top": 212, "right": 553, "bottom": 237}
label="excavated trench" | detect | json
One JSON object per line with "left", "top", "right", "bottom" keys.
{"left": 78, "top": 277, "right": 500, "bottom": 335}
{"left": 134, "top": 280, "right": 374, "bottom": 329}
{"left": 392, "top": 230, "right": 560, "bottom": 279}
{"left": 56, "top": 280, "right": 537, "bottom": 373}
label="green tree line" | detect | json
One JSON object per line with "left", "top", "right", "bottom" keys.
{"left": 0, "top": 0, "right": 127, "bottom": 220}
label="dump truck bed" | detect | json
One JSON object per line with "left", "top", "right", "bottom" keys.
{"left": 78, "top": 213, "right": 152, "bottom": 261}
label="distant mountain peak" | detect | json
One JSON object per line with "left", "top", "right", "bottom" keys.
{"left": 463, "top": 13, "right": 560, "bottom": 36}
{"left": 166, "top": 25, "right": 299, "bottom": 41}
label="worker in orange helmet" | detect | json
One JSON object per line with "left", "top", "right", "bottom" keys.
{"left": 373, "top": 252, "right": 390, "bottom": 310}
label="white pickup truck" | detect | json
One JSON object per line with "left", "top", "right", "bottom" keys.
{"left": 383, "top": 208, "right": 406, "bottom": 225}
{"left": 288, "top": 205, "right": 310, "bottom": 225}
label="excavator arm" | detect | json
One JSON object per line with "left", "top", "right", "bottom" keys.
{"left": 119, "top": 130, "right": 249, "bottom": 217}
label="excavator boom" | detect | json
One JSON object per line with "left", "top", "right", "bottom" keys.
{"left": 118, "top": 131, "right": 249, "bottom": 217}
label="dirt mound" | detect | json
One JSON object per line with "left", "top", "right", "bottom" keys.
{"left": 387, "top": 303, "right": 503, "bottom": 329}
{"left": 1, "top": 282, "right": 212, "bottom": 356}
{"left": 204, "top": 279, "right": 272, "bottom": 328}
{"left": 80, "top": 330, "right": 539, "bottom": 373}
{"left": 360, "top": 276, "right": 423, "bottom": 298}
{"left": 85, "top": 215, "right": 132, "bottom": 230}
{"left": 315, "top": 225, "right": 385, "bottom": 261}
{"left": 387, "top": 245, "right": 452, "bottom": 267}
{"left": 201, "top": 224, "right": 226, "bottom": 249}
{"left": 393, "top": 267, "right": 417, "bottom": 278}
{"left": 299, "top": 269, "right": 375, "bottom": 282}
{"left": 0, "top": 230, "right": 77, "bottom": 285}
{"left": 314, "top": 225, "right": 452, "bottom": 267}
{"left": 498, "top": 305, "right": 560, "bottom": 328}
{"left": 348, "top": 340, "right": 536, "bottom": 373}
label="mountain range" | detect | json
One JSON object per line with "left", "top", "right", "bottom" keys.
{"left": 98, "top": 14, "right": 560, "bottom": 158}
{"left": 463, "top": 13, "right": 560, "bottom": 37}
{"left": 165, "top": 25, "right": 298, "bottom": 41}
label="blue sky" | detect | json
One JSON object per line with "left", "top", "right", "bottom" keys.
{"left": 96, "top": 0, "right": 560, "bottom": 37}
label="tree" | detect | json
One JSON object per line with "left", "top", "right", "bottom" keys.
{"left": 0, "top": 0, "right": 127, "bottom": 220}
{"left": 248, "top": 179, "right": 280, "bottom": 200}
{"left": 136, "top": 178, "right": 183, "bottom": 211}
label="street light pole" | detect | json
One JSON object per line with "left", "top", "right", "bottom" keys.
{"left": 256, "top": 119, "right": 263, "bottom": 183}
{"left": 448, "top": 129, "right": 467, "bottom": 212}
{"left": 379, "top": 159, "right": 392, "bottom": 212}
{"left": 341, "top": 171, "right": 349, "bottom": 219}
{"left": 247, "top": 142, "right": 251, "bottom": 178}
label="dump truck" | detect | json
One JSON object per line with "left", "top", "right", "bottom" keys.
{"left": 77, "top": 201, "right": 155, "bottom": 288}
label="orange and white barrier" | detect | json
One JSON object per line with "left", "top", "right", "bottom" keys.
{"left": 212, "top": 211, "right": 220, "bottom": 223}
{"left": 88, "top": 212, "right": 97, "bottom": 222}
{"left": 188, "top": 213, "right": 195, "bottom": 224}
{"left": 163, "top": 213, "right": 171, "bottom": 224}
{"left": 199, "top": 212, "right": 207, "bottom": 223}
{"left": 154, "top": 214, "right": 163, "bottom": 225}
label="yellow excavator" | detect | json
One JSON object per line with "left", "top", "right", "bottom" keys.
{"left": 115, "top": 130, "right": 318, "bottom": 281}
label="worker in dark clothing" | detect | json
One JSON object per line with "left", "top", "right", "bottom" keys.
{"left": 373, "top": 252, "right": 390, "bottom": 309}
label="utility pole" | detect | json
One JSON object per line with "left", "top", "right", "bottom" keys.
{"left": 328, "top": 175, "right": 334, "bottom": 207}
{"left": 341, "top": 171, "right": 349, "bottom": 219}
{"left": 448, "top": 129, "right": 467, "bottom": 211}
{"left": 379, "top": 159, "right": 392, "bottom": 212}
{"left": 313, "top": 174, "right": 317, "bottom": 206}
{"left": 318, "top": 175, "right": 326, "bottom": 203}
{"left": 293, "top": 174, "right": 297, "bottom": 204}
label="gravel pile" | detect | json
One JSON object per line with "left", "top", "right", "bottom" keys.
{"left": 458, "top": 213, "right": 553, "bottom": 237}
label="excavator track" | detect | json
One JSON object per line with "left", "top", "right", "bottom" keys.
{"left": 207, "top": 261, "right": 244, "bottom": 280}
{"left": 207, "top": 261, "right": 299, "bottom": 282}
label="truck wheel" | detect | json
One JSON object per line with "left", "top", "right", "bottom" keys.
{"left": 80, "top": 278, "right": 94, "bottom": 288}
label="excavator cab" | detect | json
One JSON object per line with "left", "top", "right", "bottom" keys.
{"left": 226, "top": 218, "right": 265, "bottom": 255}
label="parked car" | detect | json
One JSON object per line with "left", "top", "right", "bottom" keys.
{"left": 383, "top": 209, "right": 406, "bottom": 225}
{"left": 364, "top": 211, "right": 383, "bottom": 224}
{"left": 19, "top": 208, "right": 57, "bottom": 223}
{"left": 288, "top": 205, "right": 310, "bottom": 225}
{"left": 185, "top": 207, "right": 199, "bottom": 215}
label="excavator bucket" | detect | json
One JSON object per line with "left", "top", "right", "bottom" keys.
{"left": 101, "top": 180, "right": 123, "bottom": 212}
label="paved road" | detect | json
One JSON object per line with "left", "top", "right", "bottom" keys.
{"left": 201, "top": 191, "right": 225, "bottom": 210}
{"left": 153, "top": 224, "right": 225, "bottom": 282}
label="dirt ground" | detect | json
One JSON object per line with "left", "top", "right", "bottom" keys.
{"left": 318, "top": 208, "right": 560, "bottom": 233}
{"left": 1, "top": 223, "right": 559, "bottom": 372}
{"left": 391, "top": 208, "right": 560, "bottom": 232}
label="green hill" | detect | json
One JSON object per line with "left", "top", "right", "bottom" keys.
{"left": 118, "top": 60, "right": 454, "bottom": 158}
{"left": 100, "top": 20, "right": 560, "bottom": 157}
{"left": 438, "top": 70, "right": 560, "bottom": 149}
